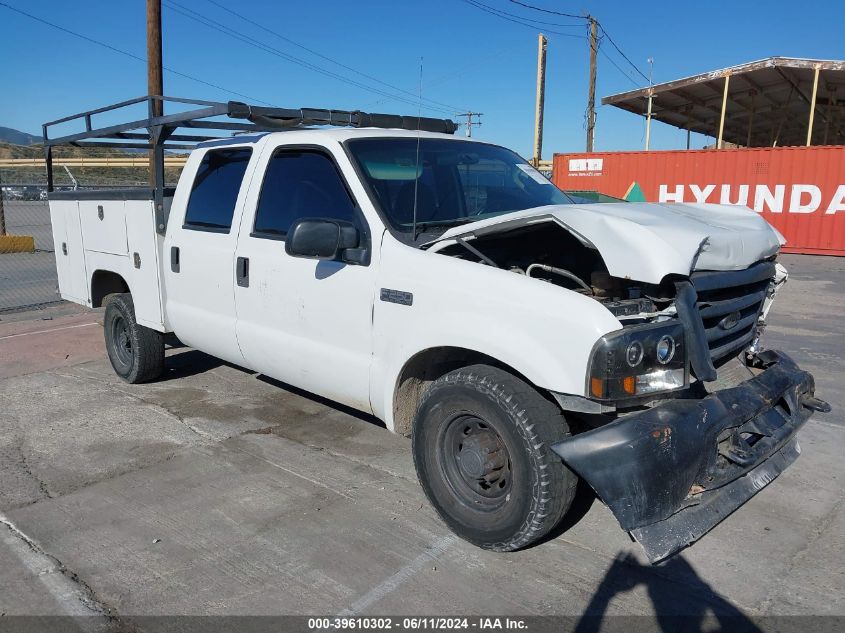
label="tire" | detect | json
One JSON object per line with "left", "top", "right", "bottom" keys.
{"left": 412, "top": 364, "right": 577, "bottom": 552}
{"left": 103, "top": 293, "right": 164, "bottom": 383}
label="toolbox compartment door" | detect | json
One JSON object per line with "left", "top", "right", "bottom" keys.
{"left": 49, "top": 200, "right": 89, "bottom": 303}
{"left": 125, "top": 200, "right": 165, "bottom": 329}
{"left": 79, "top": 200, "right": 129, "bottom": 256}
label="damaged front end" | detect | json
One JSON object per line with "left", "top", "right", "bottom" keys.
{"left": 552, "top": 260, "right": 830, "bottom": 563}
{"left": 552, "top": 350, "right": 829, "bottom": 563}
{"left": 426, "top": 208, "right": 829, "bottom": 562}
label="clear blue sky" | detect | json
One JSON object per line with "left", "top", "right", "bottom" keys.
{"left": 2, "top": 0, "right": 843, "bottom": 157}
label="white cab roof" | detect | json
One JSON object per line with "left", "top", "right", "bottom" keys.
{"left": 199, "top": 127, "right": 479, "bottom": 149}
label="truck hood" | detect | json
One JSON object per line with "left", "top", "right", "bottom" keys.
{"left": 426, "top": 202, "right": 785, "bottom": 284}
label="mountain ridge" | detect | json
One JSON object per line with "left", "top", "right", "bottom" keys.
{"left": 0, "top": 126, "right": 41, "bottom": 146}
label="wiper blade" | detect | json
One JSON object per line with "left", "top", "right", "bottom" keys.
{"left": 411, "top": 218, "right": 476, "bottom": 230}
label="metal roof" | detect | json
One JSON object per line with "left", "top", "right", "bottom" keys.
{"left": 602, "top": 57, "right": 845, "bottom": 148}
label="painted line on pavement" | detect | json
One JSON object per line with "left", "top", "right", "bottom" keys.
{"left": 0, "top": 322, "right": 98, "bottom": 341}
{"left": 338, "top": 535, "right": 457, "bottom": 615}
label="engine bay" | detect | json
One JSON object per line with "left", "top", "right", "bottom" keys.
{"left": 430, "top": 223, "right": 679, "bottom": 321}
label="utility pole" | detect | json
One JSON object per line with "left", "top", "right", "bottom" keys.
{"left": 456, "top": 112, "right": 483, "bottom": 138}
{"left": 533, "top": 33, "right": 547, "bottom": 167}
{"left": 586, "top": 17, "right": 598, "bottom": 152}
{"left": 147, "top": 0, "right": 163, "bottom": 185}
{"left": 644, "top": 57, "right": 654, "bottom": 151}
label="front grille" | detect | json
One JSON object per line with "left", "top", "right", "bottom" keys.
{"left": 690, "top": 261, "right": 775, "bottom": 366}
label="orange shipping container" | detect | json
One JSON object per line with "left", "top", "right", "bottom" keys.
{"left": 553, "top": 146, "right": 845, "bottom": 256}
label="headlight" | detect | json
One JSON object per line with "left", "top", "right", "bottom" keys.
{"left": 587, "top": 321, "right": 687, "bottom": 401}
{"left": 656, "top": 335, "right": 675, "bottom": 364}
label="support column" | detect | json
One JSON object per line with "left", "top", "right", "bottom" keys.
{"left": 0, "top": 167, "right": 6, "bottom": 236}
{"left": 717, "top": 74, "right": 730, "bottom": 149}
{"left": 806, "top": 65, "right": 821, "bottom": 147}
{"left": 825, "top": 87, "right": 837, "bottom": 145}
{"left": 746, "top": 89, "right": 756, "bottom": 147}
{"left": 644, "top": 90, "right": 654, "bottom": 151}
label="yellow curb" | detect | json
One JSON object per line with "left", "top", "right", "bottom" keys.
{"left": 0, "top": 234, "right": 36, "bottom": 254}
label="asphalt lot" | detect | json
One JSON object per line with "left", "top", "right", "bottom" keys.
{"left": 0, "top": 253, "right": 843, "bottom": 632}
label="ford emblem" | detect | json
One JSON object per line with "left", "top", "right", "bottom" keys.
{"left": 719, "top": 311, "right": 741, "bottom": 330}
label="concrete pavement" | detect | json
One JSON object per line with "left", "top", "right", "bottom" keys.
{"left": 0, "top": 254, "right": 843, "bottom": 630}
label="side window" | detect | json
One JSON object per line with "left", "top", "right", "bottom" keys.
{"left": 183, "top": 148, "right": 252, "bottom": 232}
{"left": 253, "top": 149, "right": 358, "bottom": 237}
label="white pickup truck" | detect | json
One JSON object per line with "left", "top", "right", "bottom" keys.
{"left": 45, "top": 97, "right": 829, "bottom": 562}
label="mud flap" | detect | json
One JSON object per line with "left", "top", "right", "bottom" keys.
{"left": 551, "top": 351, "right": 828, "bottom": 563}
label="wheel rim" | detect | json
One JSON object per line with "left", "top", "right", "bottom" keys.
{"left": 437, "top": 413, "right": 512, "bottom": 511}
{"left": 110, "top": 314, "right": 133, "bottom": 367}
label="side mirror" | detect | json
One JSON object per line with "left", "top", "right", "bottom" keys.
{"left": 285, "top": 218, "right": 365, "bottom": 263}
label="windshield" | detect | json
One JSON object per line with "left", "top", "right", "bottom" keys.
{"left": 346, "top": 138, "right": 573, "bottom": 233}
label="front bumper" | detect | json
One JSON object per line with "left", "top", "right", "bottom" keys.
{"left": 551, "top": 350, "right": 830, "bottom": 563}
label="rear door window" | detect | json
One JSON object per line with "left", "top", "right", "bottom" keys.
{"left": 184, "top": 148, "right": 252, "bottom": 232}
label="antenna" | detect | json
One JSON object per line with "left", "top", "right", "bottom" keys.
{"left": 412, "top": 57, "right": 423, "bottom": 241}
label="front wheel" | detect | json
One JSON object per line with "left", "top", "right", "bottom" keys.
{"left": 412, "top": 364, "right": 577, "bottom": 551}
{"left": 103, "top": 293, "right": 164, "bottom": 383}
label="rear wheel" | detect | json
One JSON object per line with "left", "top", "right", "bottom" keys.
{"left": 103, "top": 293, "right": 164, "bottom": 383}
{"left": 412, "top": 364, "right": 577, "bottom": 551}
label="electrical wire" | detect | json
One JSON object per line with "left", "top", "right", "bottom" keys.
{"left": 463, "top": 0, "right": 585, "bottom": 28}
{"left": 164, "top": 0, "right": 462, "bottom": 115}
{"left": 506, "top": 0, "right": 651, "bottom": 83}
{"left": 597, "top": 24, "right": 651, "bottom": 83}
{"left": 203, "top": 0, "right": 466, "bottom": 114}
{"left": 507, "top": 0, "right": 585, "bottom": 20}
{"left": 599, "top": 46, "right": 644, "bottom": 88}
{"left": 0, "top": 1, "right": 275, "bottom": 105}
{"left": 461, "top": 0, "right": 587, "bottom": 38}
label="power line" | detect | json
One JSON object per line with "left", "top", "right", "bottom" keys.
{"left": 461, "top": 0, "right": 587, "bottom": 38}
{"left": 202, "top": 0, "right": 465, "bottom": 113}
{"left": 164, "top": 0, "right": 460, "bottom": 115}
{"left": 0, "top": 0, "right": 275, "bottom": 106}
{"left": 597, "top": 24, "right": 650, "bottom": 83}
{"left": 598, "top": 44, "right": 643, "bottom": 88}
{"left": 361, "top": 43, "right": 522, "bottom": 111}
{"left": 464, "top": 0, "right": 585, "bottom": 28}
{"left": 506, "top": 0, "right": 651, "bottom": 83}
{"left": 507, "top": 0, "right": 585, "bottom": 20}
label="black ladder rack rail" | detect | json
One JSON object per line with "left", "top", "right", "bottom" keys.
{"left": 42, "top": 95, "right": 458, "bottom": 234}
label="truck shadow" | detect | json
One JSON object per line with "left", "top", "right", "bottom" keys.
{"left": 573, "top": 553, "right": 762, "bottom": 633}
{"left": 534, "top": 478, "right": 598, "bottom": 547}
{"left": 156, "top": 346, "right": 228, "bottom": 381}
{"left": 256, "top": 373, "right": 387, "bottom": 429}
{"left": 153, "top": 344, "right": 388, "bottom": 429}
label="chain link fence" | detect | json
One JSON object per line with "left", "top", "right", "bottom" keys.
{"left": 0, "top": 192, "right": 59, "bottom": 313}
{"left": 0, "top": 160, "right": 183, "bottom": 313}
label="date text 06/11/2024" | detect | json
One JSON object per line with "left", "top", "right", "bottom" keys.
{"left": 307, "top": 617, "right": 528, "bottom": 630}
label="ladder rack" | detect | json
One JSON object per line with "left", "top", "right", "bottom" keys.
{"left": 42, "top": 95, "right": 458, "bottom": 233}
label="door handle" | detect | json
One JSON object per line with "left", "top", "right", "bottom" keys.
{"left": 170, "top": 246, "right": 180, "bottom": 273}
{"left": 236, "top": 256, "right": 249, "bottom": 287}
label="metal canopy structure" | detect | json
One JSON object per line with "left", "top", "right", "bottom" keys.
{"left": 602, "top": 57, "right": 845, "bottom": 149}
{"left": 42, "top": 95, "right": 458, "bottom": 233}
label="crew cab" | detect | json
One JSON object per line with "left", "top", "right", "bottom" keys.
{"left": 44, "top": 97, "right": 830, "bottom": 562}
